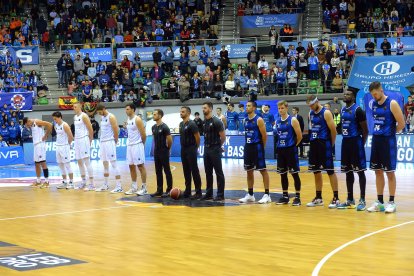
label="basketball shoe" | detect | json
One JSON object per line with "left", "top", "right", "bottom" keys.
{"left": 258, "top": 194, "right": 272, "bottom": 204}
{"left": 306, "top": 198, "right": 324, "bottom": 207}
{"left": 384, "top": 201, "right": 397, "bottom": 213}
{"left": 239, "top": 194, "right": 255, "bottom": 203}
{"left": 367, "top": 200, "right": 385, "bottom": 212}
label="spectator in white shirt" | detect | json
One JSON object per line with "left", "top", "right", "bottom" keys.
{"left": 258, "top": 56, "right": 269, "bottom": 71}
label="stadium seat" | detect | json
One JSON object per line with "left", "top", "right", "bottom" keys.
{"left": 299, "top": 80, "right": 308, "bottom": 87}
{"left": 298, "top": 88, "right": 308, "bottom": 94}
{"left": 308, "top": 88, "right": 317, "bottom": 94}
{"left": 309, "top": 80, "right": 319, "bottom": 87}
{"left": 317, "top": 86, "right": 324, "bottom": 94}
{"left": 161, "top": 78, "right": 170, "bottom": 86}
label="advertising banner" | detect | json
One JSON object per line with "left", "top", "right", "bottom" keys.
{"left": 0, "top": 146, "right": 24, "bottom": 166}
{"left": 68, "top": 47, "right": 112, "bottom": 62}
{"left": 1, "top": 46, "right": 39, "bottom": 64}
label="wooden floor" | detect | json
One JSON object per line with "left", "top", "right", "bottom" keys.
{"left": 1, "top": 159, "right": 414, "bottom": 275}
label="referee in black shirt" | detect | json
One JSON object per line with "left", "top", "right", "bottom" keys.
{"left": 202, "top": 102, "right": 226, "bottom": 201}
{"left": 179, "top": 106, "right": 203, "bottom": 199}
{"left": 151, "top": 109, "right": 173, "bottom": 197}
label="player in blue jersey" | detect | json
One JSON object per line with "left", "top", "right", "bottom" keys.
{"left": 306, "top": 95, "right": 340, "bottom": 208}
{"left": 274, "top": 100, "right": 303, "bottom": 206}
{"left": 225, "top": 103, "right": 239, "bottom": 135}
{"left": 238, "top": 103, "right": 247, "bottom": 135}
{"left": 337, "top": 90, "right": 369, "bottom": 211}
{"left": 239, "top": 101, "right": 271, "bottom": 204}
{"left": 367, "top": 82, "right": 404, "bottom": 213}
{"left": 260, "top": 105, "right": 275, "bottom": 135}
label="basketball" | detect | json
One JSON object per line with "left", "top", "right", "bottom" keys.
{"left": 170, "top": 187, "right": 181, "bottom": 200}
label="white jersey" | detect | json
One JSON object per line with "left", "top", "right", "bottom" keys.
{"left": 32, "top": 120, "right": 45, "bottom": 145}
{"left": 74, "top": 112, "right": 89, "bottom": 139}
{"left": 126, "top": 115, "right": 142, "bottom": 145}
{"left": 100, "top": 112, "right": 115, "bottom": 142}
{"left": 55, "top": 121, "right": 70, "bottom": 146}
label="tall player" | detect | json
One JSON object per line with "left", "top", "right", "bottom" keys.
{"left": 52, "top": 112, "right": 75, "bottom": 189}
{"left": 125, "top": 103, "right": 148, "bottom": 196}
{"left": 336, "top": 90, "right": 369, "bottom": 210}
{"left": 367, "top": 82, "right": 404, "bottom": 213}
{"left": 95, "top": 104, "right": 122, "bottom": 192}
{"left": 274, "top": 100, "right": 303, "bottom": 206}
{"left": 73, "top": 102, "right": 94, "bottom": 191}
{"left": 238, "top": 103, "right": 247, "bottom": 135}
{"left": 239, "top": 101, "right": 271, "bottom": 204}
{"left": 24, "top": 117, "right": 52, "bottom": 188}
{"left": 306, "top": 95, "right": 340, "bottom": 208}
{"left": 225, "top": 103, "right": 238, "bottom": 135}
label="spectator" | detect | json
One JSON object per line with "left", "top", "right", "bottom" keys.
{"left": 331, "top": 72, "right": 343, "bottom": 93}
{"left": 365, "top": 38, "right": 375, "bottom": 56}
{"left": 275, "top": 67, "right": 285, "bottom": 95}
{"left": 164, "top": 46, "right": 174, "bottom": 73}
{"left": 166, "top": 75, "right": 178, "bottom": 98}
{"left": 308, "top": 52, "right": 319, "bottom": 80}
{"left": 149, "top": 78, "right": 162, "bottom": 100}
{"left": 152, "top": 47, "right": 162, "bottom": 64}
{"left": 258, "top": 56, "right": 269, "bottom": 71}
{"left": 121, "top": 55, "right": 132, "bottom": 71}
{"left": 202, "top": 75, "right": 214, "bottom": 98}
{"left": 247, "top": 46, "right": 260, "bottom": 70}
{"left": 7, "top": 121, "right": 20, "bottom": 144}
{"left": 190, "top": 72, "right": 202, "bottom": 99}
{"left": 189, "top": 51, "right": 200, "bottom": 75}
{"left": 64, "top": 54, "right": 74, "bottom": 85}
{"left": 276, "top": 53, "right": 288, "bottom": 73}
{"left": 73, "top": 55, "right": 85, "bottom": 74}
{"left": 0, "top": 123, "right": 9, "bottom": 143}
{"left": 381, "top": 38, "right": 392, "bottom": 56}
{"left": 220, "top": 45, "right": 230, "bottom": 70}
{"left": 396, "top": 37, "right": 404, "bottom": 55}
{"left": 0, "top": 135, "right": 8, "bottom": 147}
{"left": 150, "top": 63, "right": 165, "bottom": 81}
{"left": 178, "top": 75, "right": 190, "bottom": 102}
{"left": 287, "top": 66, "right": 298, "bottom": 95}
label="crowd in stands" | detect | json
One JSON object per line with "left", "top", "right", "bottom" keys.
{"left": 322, "top": 0, "right": 414, "bottom": 37}
{"left": 237, "top": 0, "right": 306, "bottom": 16}
{"left": 0, "top": 103, "right": 25, "bottom": 146}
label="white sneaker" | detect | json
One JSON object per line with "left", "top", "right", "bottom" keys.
{"left": 66, "top": 183, "right": 74, "bottom": 189}
{"left": 136, "top": 185, "right": 148, "bottom": 196}
{"left": 328, "top": 198, "right": 340, "bottom": 209}
{"left": 306, "top": 198, "right": 324, "bottom": 207}
{"left": 384, "top": 201, "right": 397, "bottom": 213}
{"left": 95, "top": 185, "right": 109, "bottom": 192}
{"left": 367, "top": 200, "right": 385, "bottom": 212}
{"left": 125, "top": 188, "right": 137, "bottom": 195}
{"left": 239, "top": 194, "right": 256, "bottom": 203}
{"left": 84, "top": 184, "right": 95, "bottom": 191}
{"left": 56, "top": 182, "right": 67, "bottom": 189}
{"left": 111, "top": 187, "right": 124, "bottom": 193}
{"left": 258, "top": 194, "right": 272, "bottom": 204}
{"left": 74, "top": 183, "right": 86, "bottom": 190}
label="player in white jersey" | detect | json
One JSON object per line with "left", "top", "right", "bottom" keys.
{"left": 72, "top": 102, "right": 94, "bottom": 191}
{"left": 125, "top": 103, "right": 148, "bottom": 196}
{"left": 95, "top": 104, "right": 122, "bottom": 193}
{"left": 52, "top": 112, "right": 75, "bottom": 189}
{"left": 23, "top": 117, "right": 52, "bottom": 188}
{"left": 216, "top": 107, "right": 227, "bottom": 129}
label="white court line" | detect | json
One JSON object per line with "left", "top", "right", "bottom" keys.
{"left": 0, "top": 206, "right": 130, "bottom": 221}
{"left": 312, "top": 220, "right": 414, "bottom": 276}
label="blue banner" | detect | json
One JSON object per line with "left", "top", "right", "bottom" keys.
{"left": 1, "top": 46, "right": 39, "bottom": 64}
{"left": 117, "top": 44, "right": 254, "bottom": 62}
{"left": 347, "top": 55, "right": 414, "bottom": 89}
{"left": 356, "top": 84, "right": 411, "bottom": 110}
{"left": 0, "top": 92, "right": 33, "bottom": 111}
{"left": 0, "top": 146, "right": 24, "bottom": 166}
{"left": 241, "top": 14, "right": 300, "bottom": 28}
{"left": 363, "top": 91, "right": 405, "bottom": 135}
{"left": 68, "top": 47, "right": 112, "bottom": 62}
{"left": 335, "top": 134, "right": 414, "bottom": 164}
{"left": 376, "top": 37, "right": 414, "bottom": 52}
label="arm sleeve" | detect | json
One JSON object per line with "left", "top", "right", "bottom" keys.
{"left": 355, "top": 107, "right": 366, "bottom": 123}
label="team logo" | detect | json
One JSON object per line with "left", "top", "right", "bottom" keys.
{"left": 119, "top": 50, "right": 133, "bottom": 60}
{"left": 373, "top": 61, "right": 400, "bottom": 76}
{"left": 10, "top": 94, "right": 26, "bottom": 109}
{"left": 255, "top": 16, "right": 264, "bottom": 26}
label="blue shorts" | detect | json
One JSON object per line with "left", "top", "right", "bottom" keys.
{"left": 341, "top": 136, "right": 367, "bottom": 172}
{"left": 244, "top": 143, "right": 266, "bottom": 171}
{"left": 308, "top": 139, "right": 334, "bottom": 172}
{"left": 370, "top": 135, "right": 397, "bottom": 172}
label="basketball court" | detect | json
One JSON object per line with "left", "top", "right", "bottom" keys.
{"left": 0, "top": 158, "right": 414, "bottom": 275}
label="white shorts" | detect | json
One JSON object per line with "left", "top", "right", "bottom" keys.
{"left": 56, "top": 144, "right": 71, "bottom": 164}
{"left": 100, "top": 140, "right": 117, "bottom": 162}
{"left": 34, "top": 142, "right": 46, "bottom": 163}
{"left": 75, "top": 136, "right": 90, "bottom": 160}
{"left": 127, "top": 143, "right": 145, "bottom": 165}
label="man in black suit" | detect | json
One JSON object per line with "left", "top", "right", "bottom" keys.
{"left": 292, "top": 107, "right": 305, "bottom": 157}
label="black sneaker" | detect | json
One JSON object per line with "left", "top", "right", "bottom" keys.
{"left": 292, "top": 197, "right": 301, "bottom": 206}
{"left": 161, "top": 192, "right": 170, "bottom": 198}
{"left": 150, "top": 191, "right": 163, "bottom": 197}
{"left": 276, "top": 196, "right": 290, "bottom": 205}
{"left": 213, "top": 196, "right": 225, "bottom": 201}
{"left": 191, "top": 193, "right": 203, "bottom": 200}
{"left": 201, "top": 194, "right": 213, "bottom": 200}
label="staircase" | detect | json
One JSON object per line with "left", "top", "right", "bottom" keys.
{"left": 302, "top": 0, "right": 323, "bottom": 39}
{"left": 219, "top": 0, "right": 238, "bottom": 42}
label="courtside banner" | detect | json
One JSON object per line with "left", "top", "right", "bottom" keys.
{"left": 68, "top": 48, "right": 112, "bottom": 62}
{"left": 335, "top": 134, "right": 414, "bottom": 164}
{"left": 1, "top": 46, "right": 39, "bottom": 65}
{"left": 116, "top": 44, "right": 255, "bottom": 62}
{"left": 347, "top": 55, "right": 414, "bottom": 89}
{"left": 0, "top": 146, "right": 24, "bottom": 166}
{"left": 376, "top": 37, "right": 414, "bottom": 52}
{"left": 23, "top": 137, "right": 154, "bottom": 165}
{"left": 0, "top": 92, "right": 33, "bottom": 111}
{"left": 239, "top": 14, "right": 300, "bottom": 37}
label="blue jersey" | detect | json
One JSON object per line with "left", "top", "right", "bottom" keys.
{"left": 226, "top": 111, "right": 238, "bottom": 131}
{"left": 275, "top": 116, "right": 296, "bottom": 148}
{"left": 309, "top": 107, "right": 330, "bottom": 140}
{"left": 244, "top": 115, "right": 262, "bottom": 144}
{"left": 261, "top": 112, "right": 275, "bottom": 132}
{"left": 341, "top": 104, "right": 362, "bottom": 138}
{"left": 372, "top": 97, "right": 396, "bottom": 136}
{"left": 238, "top": 111, "right": 247, "bottom": 131}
